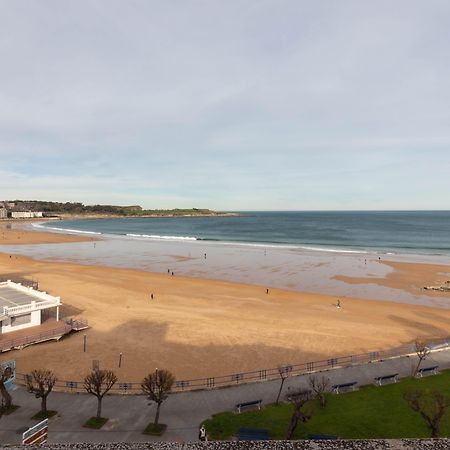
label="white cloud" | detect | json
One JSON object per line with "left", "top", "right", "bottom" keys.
{"left": 0, "top": 0, "right": 449, "bottom": 209}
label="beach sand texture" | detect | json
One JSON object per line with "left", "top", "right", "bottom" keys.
{"left": 1, "top": 255, "right": 450, "bottom": 381}
{"left": 0, "top": 221, "right": 95, "bottom": 245}
{"left": 0, "top": 223, "right": 449, "bottom": 382}
{"left": 335, "top": 260, "right": 450, "bottom": 297}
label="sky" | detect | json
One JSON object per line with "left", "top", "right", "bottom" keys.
{"left": 0, "top": 1, "right": 449, "bottom": 211}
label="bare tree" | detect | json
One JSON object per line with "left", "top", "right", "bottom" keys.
{"left": 25, "top": 369, "right": 57, "bottom": 416}
{"left": 404, "top": 389, "right": 450, "bottom": 437}
{"left": 141, "top": 369, "right": 175, "bottom": 426}
{"left": 285, "top": 389, "right": 313, "bottom": 439}
{"left": 0, "top": 366, "right": 13, "bottom": 411}
{"left": 308, "top": 375, "right": 330, "bottom": 408}
{"left": 413, "top": 340, "right": 431, "bottom": 377}
{"left": 276, "top": 365, "right": 292, "bottom": 405}
{"left": 84, "top": 369, "right": 117, "bottom": 420}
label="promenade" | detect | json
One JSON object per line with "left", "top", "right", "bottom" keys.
{"left": 1, "top": 348, "right": 449, "bottom": 444}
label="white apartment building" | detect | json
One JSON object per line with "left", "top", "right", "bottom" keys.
{"left": 10, "top": 211, "right": 43, "bottom": 219}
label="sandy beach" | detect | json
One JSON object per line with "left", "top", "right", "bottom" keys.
{"left": 0, "top": 221, "right": 95, "bottom": 245}
{"left": 335, "top": 260, "right": 450, "bottom": 297}
{"left": 0, "top": 223, "right": 449, "bottom": 383}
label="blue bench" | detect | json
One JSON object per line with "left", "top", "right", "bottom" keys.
{"left": 332, "top": 381, "right": 357, "bottom": 394}
{"left": 239, "top": 428, "right": 269, "bottom": 441}
{"left": 309, "top": 434, "right": 340, "bottom": 440}
{"left": 374, "top": 373, "right": 399, "bottom": 386}
{"left": 235, "top": 399, "right": 262, "bottom": 414}
{"left": 416, "top": 366, "right": 439, "bottom": 378}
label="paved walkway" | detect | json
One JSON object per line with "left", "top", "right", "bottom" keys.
{"left": 1, "top": 348, "right": 449, "bottom": 444}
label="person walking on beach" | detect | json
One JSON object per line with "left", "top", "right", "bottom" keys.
{"left": 199, "top": 424, "right": 207, "bottom": 441}
{"left": 150, "top": 293, "right": 154, "bottom": 300}
{"left": 336, "top": 299, "right": 341, "bottom": 308}
{"left": 266, "top": 288, "right": 269, "bottom": 294}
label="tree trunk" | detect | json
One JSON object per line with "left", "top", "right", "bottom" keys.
{"left": 276, "top": 378, "right": 286, "bottom": 405}
{"left": 285, "top": 409, "right": 300, "bottom": 440}
{"left": 0, "top": 384, "right": 12, "bottom": 409}
{"left": 320, "top": 393, "right": 326, "bottom": 408}
{"left": 96, "top": 396, "right": 102, "bottom": 419}
{"left": 428, "top": 418, "right": 440, "bottom": 439}
{"left": 154, "top": 402, "right": 161, "bottom": 425}
{"left": 413, "top": 357, "right": 423, "bottom": 377}
{"left": 41, "top": 395, "right": 48, "bottom": 415}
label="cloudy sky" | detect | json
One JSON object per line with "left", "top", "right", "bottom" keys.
{"left": 0, "top": 1, "right": 449, "bottom": 210}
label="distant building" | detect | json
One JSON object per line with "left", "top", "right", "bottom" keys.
{"left": 10, "top": 211, "right": 43, "bottom": 219}
{"left": 0, "top": 281, "right": 61, "bottom": 334}
{"left": 0, "top": 208, "right": 7, "bottom": 219}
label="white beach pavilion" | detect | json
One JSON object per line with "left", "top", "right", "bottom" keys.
{"left": 0, "top": 280, "right": 61, "bottom": 334}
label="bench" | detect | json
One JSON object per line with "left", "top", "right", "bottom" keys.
{"left": 235, "top": 399, "right": 262, "bottom": 414}
{"left": 238, "top": 428, "right": 269, "bottom": 441}
{"left": 416, "top": 366, "right": 439, "bottom": 378}
{"left": 308, "top": 434, "right": 340, "bottom": 440}
{"left": 332, "top": 381, "right": 357, "bottom": 394}
{"left": 374, "top": 373, "right": 399, "bottom": 386}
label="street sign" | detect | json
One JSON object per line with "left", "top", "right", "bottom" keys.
{"left": 0, "top": 360, "right": 15, "bottom": 392}
{"left": 22, "top": 418, "right": 48, "bottom": 445}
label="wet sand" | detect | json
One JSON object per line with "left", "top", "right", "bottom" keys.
{"left": 335, "top": 261, "right": 450, "bottom": 297}
{"left": 2, "top": 229, "right": 450, "bottom": 308}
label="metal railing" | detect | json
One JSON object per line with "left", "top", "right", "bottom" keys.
{"left": 12, "top": 336, "right": 450, "bottom": 395}
{"left": 64, "top": 318, "right": 89, "bottom": 330}
{"left": 0, "top": 323, "right": 73, "bottom": 352}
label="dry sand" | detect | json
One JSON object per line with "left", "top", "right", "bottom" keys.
{"left": 1, "top": 247, "right": 450, "bottom": 382}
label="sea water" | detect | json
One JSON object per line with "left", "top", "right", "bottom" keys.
{"left": 37, "top": 211, "right": 450, "bottom": 256}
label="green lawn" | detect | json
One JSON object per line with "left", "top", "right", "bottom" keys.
{"left": 204, "top": 370, "right": 450, "bottom": 440}
{"left": 143, "top": 423, "right": 167, "bottom": 435}
{"left": 83, "top": 417, "right": 108, "bottom": 429}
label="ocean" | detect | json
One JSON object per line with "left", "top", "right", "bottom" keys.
{"left": 39, "top": 211, "right": 450, "bottom": 257}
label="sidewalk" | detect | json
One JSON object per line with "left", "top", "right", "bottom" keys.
{"left": 1, "top": 349, "right": 449, "bottom": 444}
